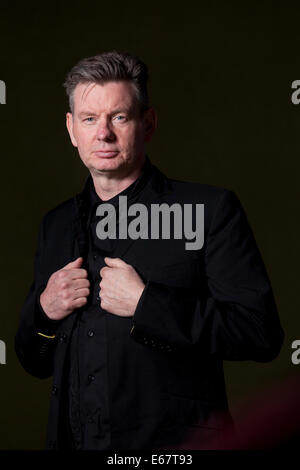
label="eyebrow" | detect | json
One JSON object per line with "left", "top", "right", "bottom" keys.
{"left": 78, "top": 111, "right": 98, "bottom": 118}
{"left": 110, "top": 108, "right": 131, "bottom": 115}
{"left": 78, "top": 108, "right": 131, "bottom": 119}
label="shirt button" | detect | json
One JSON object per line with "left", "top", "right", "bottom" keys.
{"left": 86, "top": 412, "right": 94, "bottom": 423}
{"left": 75, "top": 439, "right": 81, "bottom": 449}
{"left": 51, "top": 386, "right": 58, "bottom": 395}
{"left": 93, "top": 254, "right": 97, "bottom": 260}
{"left": 49, "top": 440, "right": 56, "bottom": 449}
{"left": 88, "top": 374, "right": 95, "bottom": 383}
{"left": 87, "top": 330, "right": 94, "bottom": 337}
{"left": 59, "top": 333, "right": 68, "bottom": 343}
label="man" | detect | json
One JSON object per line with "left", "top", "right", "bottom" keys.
{"left": 15, "top": 51, "right": 284, "bottom": 450}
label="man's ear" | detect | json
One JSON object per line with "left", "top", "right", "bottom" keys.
{"left": 144, "top": 107, "right": 157, "bottom": 143}
{"left": 66, "top": 112, "right": 78, "bottom": 147}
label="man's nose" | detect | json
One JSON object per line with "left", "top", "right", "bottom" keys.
{"left": 96, "top": 119, "right": 114, "bottom": 141}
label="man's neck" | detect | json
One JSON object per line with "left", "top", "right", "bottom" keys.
{"left": 90, "top": 156, "right": 146, "bottom": 201}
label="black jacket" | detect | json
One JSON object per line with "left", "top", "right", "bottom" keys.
{"left": 15, "top": 160, "right": 284, "bottom": 450}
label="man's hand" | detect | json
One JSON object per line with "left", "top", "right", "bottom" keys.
{"left": 99, "top": 257, "right": 145, "bottom": 317}
{"left": 40, "top": 257, "right": 90, "bottom": 320}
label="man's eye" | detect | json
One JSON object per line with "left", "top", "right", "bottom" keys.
{"left": 84, "top": 117, "right": 95, "bottom": 122}
{"left": 114, "top": 115, "right": 127, "bottom": 122}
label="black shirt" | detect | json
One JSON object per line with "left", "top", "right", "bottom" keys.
{"left": 59, "top": 156, "right": 155, "bottom": 449}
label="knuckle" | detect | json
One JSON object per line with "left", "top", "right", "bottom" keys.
{"left": 58, "top": 270, "right": 66, "bottom": 280}
{"left": 62, "top": 291, "right": 69, "bottom": 300}
{"left": 62, "top": 299, "right": 71, "bottom": 310}
{"left": 100, "top": 267, "right": 108, "bottom": 277}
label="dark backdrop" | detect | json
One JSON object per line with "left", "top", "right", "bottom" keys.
{"left": 0, "top": 2, "right": 299, "bottom": 449}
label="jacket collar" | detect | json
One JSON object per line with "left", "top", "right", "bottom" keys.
{"left": 73, "top": 156, "right": 172, "bottom": 262}
{"left": 75, "top": 155, "right": 172, "bottom": 220}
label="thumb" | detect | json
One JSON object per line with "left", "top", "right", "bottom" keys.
{"left": 104, "top": 257, "right": 127, "bottom": 268}
{"left": 64, "top": 257, "right": 83, "bottom": 269}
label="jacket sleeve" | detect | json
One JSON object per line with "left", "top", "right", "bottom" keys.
{"left": 130, "top": 189, "right": 284, "bottom": 362}
{"left": 15, "top": 215, "right": 63, "bottom": 379}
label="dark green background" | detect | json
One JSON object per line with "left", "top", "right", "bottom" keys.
{"left": 0, "top": 2, "right": 299, "bottom": 449}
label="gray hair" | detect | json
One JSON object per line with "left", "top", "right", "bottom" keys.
{"left": 63, "top": 51, "right": 149, "bottom": 113}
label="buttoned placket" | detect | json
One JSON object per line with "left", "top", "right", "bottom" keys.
{"left": 66, "top": 157, "right": 156, "bottom": 449}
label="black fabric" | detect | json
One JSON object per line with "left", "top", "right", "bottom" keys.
{"left": 15, "top": 157, "right": 284, "bottom": 450}
{"left": 62, "top": 156, "right": 156, "bottom": 449}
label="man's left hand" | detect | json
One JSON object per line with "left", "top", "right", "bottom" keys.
{"left": 99, "top": 257, "right": 145, "bottom": 317}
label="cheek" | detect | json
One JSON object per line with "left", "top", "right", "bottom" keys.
{"left": 74, "top": 129, "right": 92, "bottom": 151}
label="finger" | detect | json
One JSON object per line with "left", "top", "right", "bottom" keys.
{"left": 99, "top": 266, "right": 109, "bottom": 278}
{"left": 100, "top": 296, "right": 110, "bottom": 311}
{"left": 73, "top": 287, "right": 90, "bottom": 300}
{"left": 104, "top": 257, "right": 127, "bottom": 268}
{"left": 72, "top": 297, "right": 88, "bottom": 309}
{"left": 73, "top": 278, "right": 90, "bottom": 290}
{"left": 67, "top": 268, "right": 88, "bottom": 280}
{"left": 64, "top": 257, "right": 83, "bottom": 269}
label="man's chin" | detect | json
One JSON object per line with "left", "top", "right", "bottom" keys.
{"left": 90, "top": 160, "right": 125, "bottom": 175}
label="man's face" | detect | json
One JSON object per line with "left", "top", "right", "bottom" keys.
{"left": 66, "top": 80, "right": 156, "bottom": 176}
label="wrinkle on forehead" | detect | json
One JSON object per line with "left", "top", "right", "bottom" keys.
{"left": 74, "top": 81, "right": 138, "bottom": 115}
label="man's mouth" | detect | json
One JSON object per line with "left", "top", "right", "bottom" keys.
{"left": 94, "top": 151, "right": 119, "bottom": 158}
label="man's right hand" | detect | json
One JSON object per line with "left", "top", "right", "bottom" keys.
{"left": 40, "top": 257, "right": 90, "bottom": 320}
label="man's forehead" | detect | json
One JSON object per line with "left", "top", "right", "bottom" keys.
{"left": 73, "top": 81, "right": 136, "bottom": 112}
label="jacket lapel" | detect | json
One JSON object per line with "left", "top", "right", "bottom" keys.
{"left": 73, "top": 159, "right": 173, "bottom": 263}
{"left": 108, "top": 164, "right": 173, "bottom": 260}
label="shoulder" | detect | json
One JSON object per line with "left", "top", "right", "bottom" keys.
{"left": 40, "top": 197, "right": 76, "bottom": 234}
{"left": 166, "top": 176, "right": 238, "bottom": 206}
{"left": 162, "top": 176, "right": 245, "bottom": 234}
